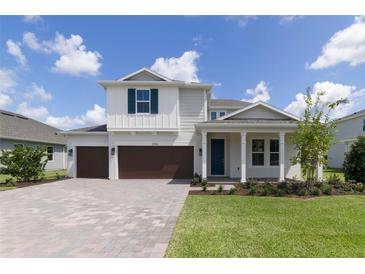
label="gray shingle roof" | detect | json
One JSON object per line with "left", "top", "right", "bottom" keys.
{"left": 201, "top": 119, "right": 298, "bottom": 124}
{"left": 209, "top": 99, "right": 252, "bottom": 108}
{"left": 0, "top": 109, "right": 66, "bottom": 145}
{"left": 66, "top": 124, "right": 107, "bottom": 132}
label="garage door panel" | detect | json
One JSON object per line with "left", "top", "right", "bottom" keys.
{"left": 118, "top": 146, "right": 193, "bottom": 179}
{"left": 77, "top": 146, "right": 108, "bottom": 178}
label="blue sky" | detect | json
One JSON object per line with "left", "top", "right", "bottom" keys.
{"left": 1, "top": 15, "right": 365, "bottom": 129}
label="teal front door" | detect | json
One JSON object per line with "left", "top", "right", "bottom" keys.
{"left": 211, "top": 139, "right": 225, "bottom": 175}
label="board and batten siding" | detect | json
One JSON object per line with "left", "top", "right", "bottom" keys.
{"left": 107, "top": 86, "right": 179, "bottom": 130}
{"left": 179, "top": 88, "right": 205, "bottom": 132}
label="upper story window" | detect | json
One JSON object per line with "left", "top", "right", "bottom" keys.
{"left": 136, "top": 89, "right": 150, "bottom": 113}
{"left": 211, "top": 112, "right": 217, "bottom": 120}
{"left": 363, "top": 118, "right": 365, "bottom": 132}
{"left": 252, "top": 139, "right": 265, "bottom": 166}
{"left": 47, "top": 146, "right": 54, "bottom": 161}
{"left": 219, "top": 111, "right": 226, "bottom": 117}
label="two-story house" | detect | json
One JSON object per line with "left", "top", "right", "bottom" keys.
{"left": 63, "top": 68, "right": 309, "bottom": 182}
{"left": 328, "top": 109, "right": 365, "bottom": 168}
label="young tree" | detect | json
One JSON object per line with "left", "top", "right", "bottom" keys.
{"left": 343, "top": 136, "right": 365, "bottom": 183}
{"left": 0, "top": 145, "right": 48, "bottom": 182}
{"left": 290, "top": 88, "right": 347, "bottom": 185}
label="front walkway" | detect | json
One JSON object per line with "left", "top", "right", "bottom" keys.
{"left": 0, "top": 178, "right": 190, "bottom": 258}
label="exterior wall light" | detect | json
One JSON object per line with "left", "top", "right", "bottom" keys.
{"left": 111, "top": 147, "right": 115, "bottom": 156}
{"left": 199, "top": 148, "right": 202, "bottom": 156}
{"left": 68, "top": 148, "right": 73, "bottom": 157}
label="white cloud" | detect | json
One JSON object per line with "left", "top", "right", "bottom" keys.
{"left": 81, "top": 104, "right": 106, "bottom": 125}
{"left": 285, "top": 81, "right": 365, "bottom": 118}
{"left": 25, "top": 83, "right": 52, "bottom": 101}
{"left": 224, "top": 16, "right": 257, "bottom": 28}
{"left": 244, "top": 81, "right": 271, "bottom": 102}
{"left": 308, "top": 16, "right": 365, "bottom": 69}
{"left": 212, "top": 82, "right": 222, "bottom": 87}
{"left": 151, "top": 51, "right": 200, "bottom": 82}
{"left": 6, "top": 40, "right": 27, "bottom": 66}
{"left": 23, "top": 32, "right": 102, "bottom": 76}
{"left": 17, "top": 102, "right": 49, "bottom": 120}
{"left": 0, "top": 68, "right": 16, "bottom": 108}
{"left": 46, "top": 115, "right": 84, "bottom": 129}
{"left": 279, "top": 16, "right": 304, "bottom": 25}
{"left": 0, "top": 93, "right": 12, "bottom": 108}
{"left": 0, "top": 68, "right": 17, "bottom": 93}
{"left": 23, "top": 32, "right": 50, "bottom": 53}
{"left": 23, "top": 16, "right": 42, "bottom": 23}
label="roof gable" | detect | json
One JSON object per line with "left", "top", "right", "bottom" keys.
{"left": 118, "top": 68, "right": 171, "bottom": 82}
{"left": 220, "top": 101, "right": 300, "bottom": 121}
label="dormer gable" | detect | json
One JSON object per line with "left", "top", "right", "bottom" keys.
{"left": 117, "top": 68, "right": 172, "bottom": 82}
{"left": 220, "top": 101, "right": 300, "bottom": 121}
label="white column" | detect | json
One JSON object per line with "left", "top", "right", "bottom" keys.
{"left": 202, "top": 130, "right": 208, "bottom": 179}
{"left": 279, "top": 132, "right": 285, "bottom": 182}
{"left": 316, "top": 163, "right": 323, "bottom": 182}
{"left": 240, "top": 131, "right": 247, "bottom": 183}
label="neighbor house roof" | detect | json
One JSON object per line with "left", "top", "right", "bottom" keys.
{"left": 62, "top": 124, "right": 107, "bottom": 135}
{"left": 0, "top": 109, "right": 66, "bottom": 145}
{"left": 336, "top": 108, "right": 365, "bottom": 122}
{"left": 209, "top": 99, "right": 252, "bottom": 109}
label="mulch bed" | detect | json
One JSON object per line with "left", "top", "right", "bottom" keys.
{"left": 1, "top": 177, "right": 69, "bottom": 189}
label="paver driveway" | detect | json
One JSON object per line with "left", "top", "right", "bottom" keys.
{"left": 0, "top": 178, "right": 190, "bottom": 258}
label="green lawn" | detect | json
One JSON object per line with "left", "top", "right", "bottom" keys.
{"left": 324, "top": 168, "right": 345, "bottom": 181}
{"left": 166, "top": 195, "right": 365, "bottom": 258}
{"left": 0, "top": 169, "right": 67, "bottom": 183}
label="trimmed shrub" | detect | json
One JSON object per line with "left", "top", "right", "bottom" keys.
{"left": 228, "top": 187, "right": 237, "bottom": 195}
{"left": 322, "top": 184, "right": 333, "bottom": 195}
{"left": 218, "top": 185, "right": 224, "bottom": 193}
{"left": 354, "top": 183, "right": 365, "bottom": 193}
{"left": 297, "top": 188, "right": 309, "bottom": 196}
{"left": 5, "top": 177, "right": 16, "bottom": 187}
{"left": 201, "top": 179, "right": 208, "bottom": 187}
{"left": 261, "top": 183, "right": 274, "bottom": 196}
{"left": 191, "top": 176, "right": 200, "bottom": 186}
{"left": 327, "top": 173, "right": 343, "bottom": 189}
{"left": 276, "top": 188, "right": 286, "bottom": 197}
{"left": 343, "top": 136, "right": 365, "bottom": 183}
{"left": 202, "top": 185, "right": 207, "bottom": 191}
{"left": 245, "top": 179, "right": 257, "bottom": 189}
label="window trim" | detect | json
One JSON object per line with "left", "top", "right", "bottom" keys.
{"left": 47, "top": 146, "right": 54, "bottom": 162}
{"left": 210, "top": 111, "right": 217, "bottom": 120}
{"left": 135, "top": 89, "right": 151, "bottom": 114}
{"left": 269, "top": 139, "right": 279, "bottom": 166}
{"left": 252, "top": 139, "right": 265, "bottom": 166}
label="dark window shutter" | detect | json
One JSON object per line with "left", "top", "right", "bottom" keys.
{"left": 151, "top": 89, "right": 158, "bottom": 114}
{"left": 128, "top": 88, "right": 136, "bottom": 114}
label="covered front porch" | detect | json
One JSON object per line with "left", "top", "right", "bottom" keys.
{"left": 198, "top": 126, "right": 302, "bottom": 183}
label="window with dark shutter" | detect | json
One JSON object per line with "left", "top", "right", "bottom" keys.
{"left": 151, "top": 89, "right": 158, "bottom": 114}
{"left": 128, "top": 88, "right": 136, "bottom": 114}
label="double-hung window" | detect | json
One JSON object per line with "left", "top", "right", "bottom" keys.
{"left": 211, "top": 111, "right": 217, "bottom": 120}
{"left": 47, "top": 146, "right": 54, "bottom": 161}
{"left": 270, "top": 140, "right": 279, "bottom": 166}
{"left": 136, "top": 89, "right": 150, "bottom": 113}
{"left": 252, "top": 139, "right": 265, "bottom": 166}
{"left": 219, "top": 111, "right": 226, "bottom": 118}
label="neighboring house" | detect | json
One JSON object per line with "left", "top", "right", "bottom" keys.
{"left": 0, "top": 109, "right": 67, "bottom": 170}
{"left": 328, "top": 109, "right": 365, "bottom": 168}
{"left": 63, "top": 67, "right": 313, "bottom": 181}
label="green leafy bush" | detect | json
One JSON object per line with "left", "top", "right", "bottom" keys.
{"left": 228, "top": 187, "right": 237, "bottom": 195}
{"left": 354, "top": 183, "right": 364, "bottom": 193}
{"left": 201, "top": 179, "right": 208, "bottom": 187}
{"left": 343, "top": 136, "right": 365, "bottom": 183}
{"left": 191, "top": 176, "right": 200, "bottom": 186}
{"left": 245, "top": 179, "right": 257, "bottom": 189}
{"left": 261, "top": 183, "right": 274, "bottom": 196}
{"left": 248, "top": 186, "right": 257, "bottom": 195}
{"left": 0, "top": 145, "right": 47, "bottom": 182}
{"left": 327, "top": 173, "right": 343, "bottom": 189}
{"left": 218, "top": 185, "right": 224, "bottom": 193}
{"left": 202, "top": 185, "right": 207, "bottom": 191}
{"left": 297, "top": 188, "right": 308, "bottom": 196}
{"left": 321, "top": 184, "right": 333, "bottom": 195}
{"left": 5, "top": 177, "right": 16, "bottom": 187}
{"left": 276, "top": 188, "right": 286, "bottom": 197}
{"left": 310, "top": 186, "right": 321, "bottom": 196}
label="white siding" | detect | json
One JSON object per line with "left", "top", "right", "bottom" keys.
{"left": 107, "top": 86, "right": 179, "bottom": 130}
{"left": 179, "top": 88, "right": 205, "bottom": 132}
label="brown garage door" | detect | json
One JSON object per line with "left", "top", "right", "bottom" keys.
{"left": 118, "top": 146, "right": 193, "bottom": 179}
{"left": 77, "top": 146, "right": 108, "bottom": 178}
